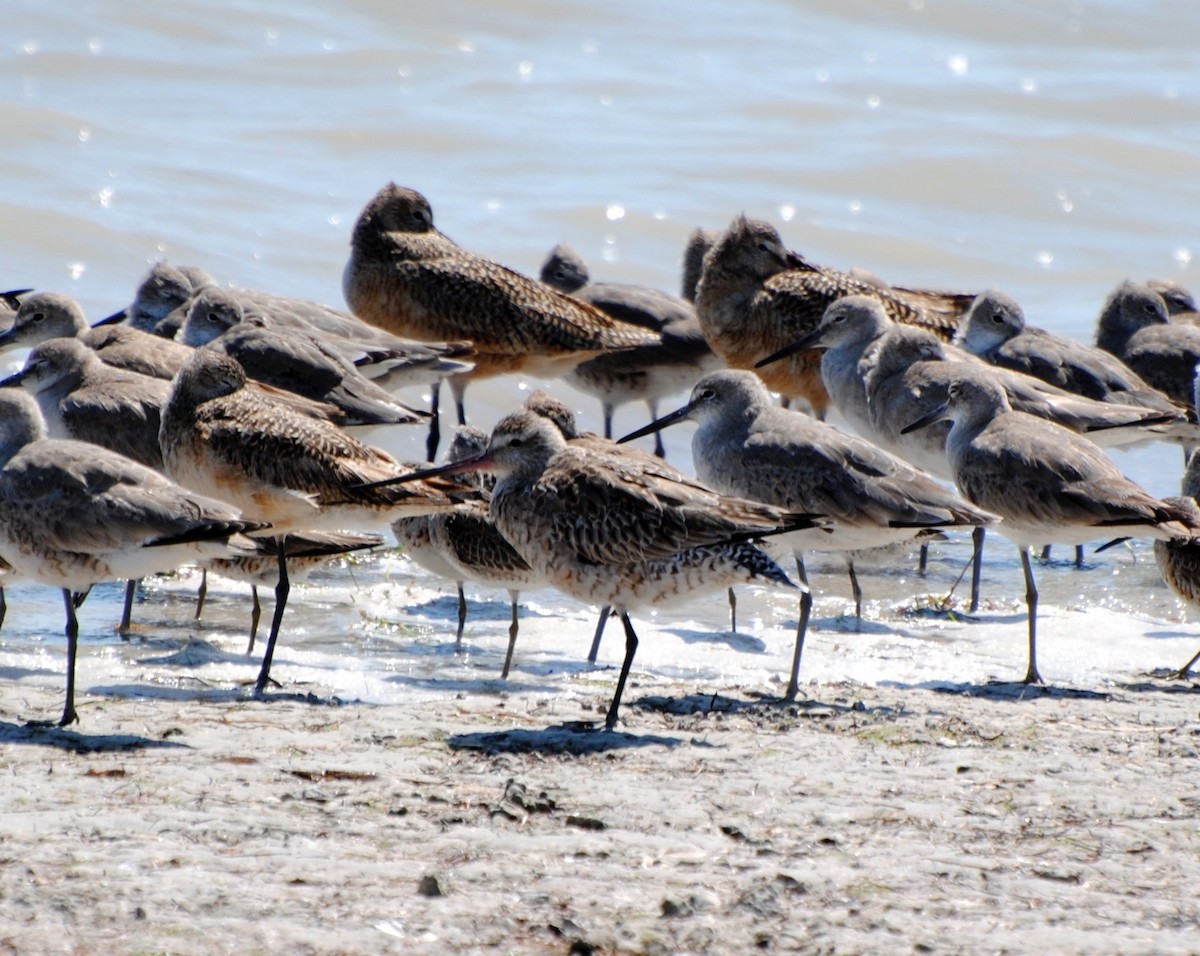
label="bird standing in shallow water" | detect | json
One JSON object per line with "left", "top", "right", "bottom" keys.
{"left": 341, "top": 183, "right": 659, "bottom": 459}
{"left": 904, "top": 370, "right": 1197, "bottom": 685}
{"left": 621, "top": 370, "right": 995, "bottom": 695}
{"left": 159, "top": 348, "right": 466, "bottom": 696}
{"left": 0, "top": 389, "right": 263, "bottom": 726}
{"left": 376, "top": 409, "right": 826, "bottom": 730}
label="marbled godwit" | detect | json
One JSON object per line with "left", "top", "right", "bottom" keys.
{"left": 0, "top": 389, "right": 262, "bottom": 726}
{"left": 377, "top": 409, "right": 826, "bottom": 729}
{"left": 392, "top": 425, "right": 543, "bottom": 677}
{"left": 159, "top": 348, "right": 466, "bottom": 694}
{"left": 680, "top": 228, "right": 718, "bottom": 303}
{"left": 196, "top": 530, "right": 383, "bottom": 654}
{"left": 540, "top": 244, "right": 720, "bottom": 457}
{"left": 694, "top": 217, "right": 973, "bottom": 418}
{"left": 1095, "top": 280, "right": 1200, "bottom": 411}
{"left": 903, "top": 371, "right": 1197, "bottom": 685}
{"left": 178, "top": 287, "right": 429, "bottom": 427}
{"left": 620, "top": 370, "right": 994, "bottom": 695}
{"left": 341, "top": 183, "right": 659, "bottom": 458}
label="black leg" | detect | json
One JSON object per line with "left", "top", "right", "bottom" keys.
{"left": 917, "top": 543, "right": 929, "bottom": 574}
{"left": 1173, "top": 645, "right": 1200, "bottom": 680}
{"left": 970, "top": 526, "right": 986, "bottom": 613}
{"left": 785, "top": 553, "right": 812, "bottom": 701}
{"left": 1074, "top": 545, "right": 1084, "bottom": 568}
{"left": 425, "top": 380, "right": 442, "bottom": 463}
{"left": 501, "top": 589, "right": 520, "bottom": 680}
{"left": 455, "top": 582, "right": 467, "bottom": 650}
{"left": 60, "top": 588, "right": 80, "bottom": 727}
{"left": 603, "top": 404, "right": 614, "bottom": 441}
{"left": 117, "top": 579, "right": 138, "bottom": 638}
{"left": 1020, "top": 547, "right": 1043, "bottom": 685}
{"left": 846, "top": 558, "right": 863, "bottom": 622}
{"left": 254, "top": 538, "right": 289, "bottom": 696}
{"left": 587, "top": 605, "right": 612, "bottom": 664}
{"left": 727, "top": 588, "right": 737, "bottom": 634}
{"left": 195, "top": 568, "right": 208, "bottom": 621}
{"left": 604, "top": 612, "right": 640, "bottom": 731}
{"left": 245, "top": 585, "right": 261, "bottom": 655}
{"left": 0, "top": 586, "right": 6, "bottom": 631}
{"left": 1040, "top": 545, "right": 1052, "bottom": 562}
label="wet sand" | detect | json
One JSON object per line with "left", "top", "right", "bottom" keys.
{"left": 3, "top": 664, "right": 1199, "bottom": 955}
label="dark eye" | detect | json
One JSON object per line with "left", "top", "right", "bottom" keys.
{"left": 30, "top": 312, "right": 45, "bottom": 323}
{"left": 508, "top": 438, "right": 524, "bottom": 448}
{"left": 991, "top": 311, "right": 1004, "bottom": 324}
{"left": 757, "top": 242, "right": 771, "bottom": 253}
{"left": 207, "top": 310, "right": 222, "bottom": 323}
{"left": 699, "top": 388, "right": 716, "bottom": 400}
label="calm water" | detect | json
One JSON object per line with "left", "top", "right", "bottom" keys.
{"left": 1, "top": 0, "right": 1199, "bottom": 707}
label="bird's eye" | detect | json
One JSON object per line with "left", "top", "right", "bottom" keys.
{"left": 508, "top": 438, "right": 524, "bottom": 448}
{"left": 207, "top": 310, "right": 222, "bottom": 323}
{"left": 757, "top": 241, "right": 771, "bottom": 253}
{"left": 699, "top": 388, "right": 716, "bottom": 401}
{"left": 30, "top": 312, "right": 45, "bottom": 323}
{"left": 991, "top": 311, "right": 1005, "bottom": 324}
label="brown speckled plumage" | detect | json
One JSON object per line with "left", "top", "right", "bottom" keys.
{"left": 694, "top": 216, "right": 973, "bottom": 417}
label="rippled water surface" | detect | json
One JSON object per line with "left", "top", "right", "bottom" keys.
{"left": 2, "top": 0, "right": 1199, "bottom": 708}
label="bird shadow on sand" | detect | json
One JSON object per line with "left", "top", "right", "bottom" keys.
{"left": 630, "top": 689, "right": 892, "bottom": 720}
{"left": 448, "top": 721, "right": 682, "bottom": 756}
{"left": 924, "top": 681, "right": 1111, "bottom": 702}
{"left": 0, "top": 719, "right": 193, "bottom": 754}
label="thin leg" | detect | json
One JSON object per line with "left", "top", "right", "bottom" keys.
{"left": 917, "top": 543, "right": 928, "bottom": 574}
{"left": 425, "top": 380, "right": 442, "bottom": 463}
{"left": 846, "top": 558, "right": 863, "bottom": 622}
{"left": 0, "top": 587, "right": 6, "bottom": 631}
{"left": 500, "top": 589, "right": 520, "bottom": 680}
{"left": 785, "top": 553, "right": 813, "bottom": 701}
{"left": 448, "top": 376, "right": 469, "bottom": 426}
{"left": 587, "top": 605, "right": 612, "bottom": 664}
{"left": 60, "top": 588, "right": 80, "bottom": 727}
{"left": 1040, "top": 545, "right": 1052, "bottom": 562}
{"left": 245, "top": 586, "right": 261, "bottom": 655}
{"left": 195, "top": 568, "right": 208, "bottom": 621}
{"left": 1173, "top": 646, "right": 1200, "bottom": 680}
{"left": 602, "top": 404, "right": 614, "bottom": 440}
{"left": 72, "top": 587, "right": 92, "bottom": 610}
{"left": 254, "top": 538, "right": 290, "bottom": 696}
{"left": 1074, "top": 545, "right": 1084, "bottom": 568}
{"left": 970, "top": 526, "right": 985, "bottom": 613}
{"left": 645, "top": 399, "right": 666, "bottom": 460}
{"left": 455, "top": 582, "right": 467, "bottom": 650}
{"left": 1020, "top": 546, "right": 1043, "bottom": 685}
{"left": 604, "top": 612, "right": 640, "bottom": 731}
{"left": 727, "top": 588, "right": 737, "bottom": 634}
{"left": 117, "top": 578, "right": 138, "bottom": 637}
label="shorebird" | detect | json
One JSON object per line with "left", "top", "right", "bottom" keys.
{"left": 0, "top": 389, "right": 262, "bottom": 726}
{"left": 159, "top": 348, "right": 467, "bottom": 694}
{"left": 196, "top": 530, "right": 383, "bottom": 654}
{"left": 375, "top": 409, "right": 826, "bottom": 729}
{"left": 955, "top": 289, "right": 1186, "bottom": 419}
{"left": 1148, "top": 278, "right": 1198, "bottom": 318}
{"left": 392, "top": 425, "right": 544, "bottom": 677}
{"left": 694, "top": 216, "right": 973, "bottom": 417}
{"left": 540, "top": 243, "right": 721, "bottom": 456}
{"left": 680, "top": 228, "right": 718, "bottom": 303}
{"left": 1095, "top": 280, "right": 1200, "bottom": 410}
{"left": 178, "top": 287, "right": 429, "bottom": 427}
{"left": 620, "top": 370, "right": 995, "bottom": 694}
{"left": 341, "top": 183, "right": 659, "bottom": 458}
{"left": 99, "top": 261, "right": 215, "bottom": 331}
{"left": 1153, "top": 451, "right": 1200, "bottom": 678}
{"left": 904, "top": 371, "right": 1196, "bottom": 685}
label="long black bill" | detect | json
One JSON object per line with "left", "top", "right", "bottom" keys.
{"left": 616, "top": 403, "right": 691, "bottom": 444}
{"left": 900, "top": 402, "right": 949, "bottom": 435}
{"left": 351, "top": 450, "right": 492, "bottom": 492}
{"left": 92, "top": 308, "right": 127, "bottom": 327}
{"left": 754, "top": 327, "right": 825, "bottom": 369}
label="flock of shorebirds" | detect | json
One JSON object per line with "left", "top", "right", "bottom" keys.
{"left": 6, "top": 181, "right": 1200, "bottom": 732}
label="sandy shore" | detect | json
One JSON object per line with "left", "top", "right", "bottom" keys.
{"left": 3, "top": 667, "right": 1200, "bottom": 955}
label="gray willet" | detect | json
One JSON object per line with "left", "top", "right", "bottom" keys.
{"left": 903, "top": 371, "right": 1197, "bottom": 685}
{"left": 0, "top": 389, "right": 261, "bottom": 726}
{"left": 621, "top": 369, "right": 994, "bottom": 695}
